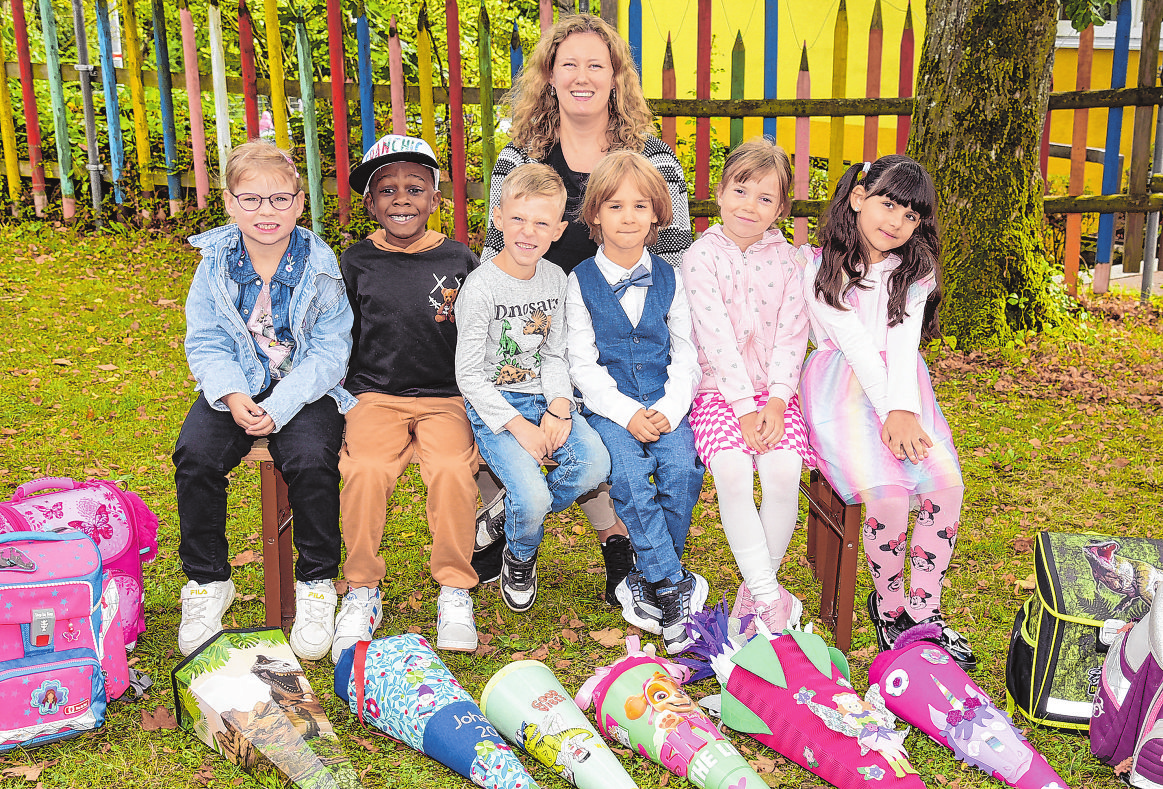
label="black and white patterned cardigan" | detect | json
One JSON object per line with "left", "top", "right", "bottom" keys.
{"left": 480, "top": 136, "right": 693, "bottom": 269}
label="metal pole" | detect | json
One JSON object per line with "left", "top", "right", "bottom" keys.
{"left": 70, "top": 0, "right": 103, "bottom": 224}
{"left": 1141, "top": 67, "right": 1163, "bottom": 304}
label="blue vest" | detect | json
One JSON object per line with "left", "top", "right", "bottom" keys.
{"left": 573, "top": 254, "right": 673, "bottom": 407}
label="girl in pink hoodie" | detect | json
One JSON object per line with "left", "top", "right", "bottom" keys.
{"left": 681, "top": 137, "right": 813, "bottom": 636}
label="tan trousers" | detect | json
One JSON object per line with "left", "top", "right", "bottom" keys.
{"left": 340, "top": 393, "right": 477, "bottom": 590}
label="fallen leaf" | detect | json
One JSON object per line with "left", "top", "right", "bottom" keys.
{"left": 0, "top": 428, "right": 16, "bottom": 435}
{"left": 51, "top": 358, "right": 71, "bottom": 366}
{"left": 1015, "top": 573, "right": 1036, "bottom": 593}
{"left": 749, "top": 754, "right": 776, "bottom": 774}
{"left": 475, "top": 643, "right": 497, "bottom": 657}
{"left": 96, "top": 364, "right": 118, "bottom": 371}
{"left": 351, "top": 734, "right": 381, "bottom": 753}
{"left": 140, "top": 706, "right": 178, "bottom": 731}
{"left": 529, "top": 645, "right": 550, "bottom": 660}
{"left": 561, "top": 628, "right": 579, "bottom": 643}
{"left": 228, "top": 549, "right": 260, "bottom": 567}
{"left": 589, "top": 628, "right": 624, "bottom": 647}
{"left": 554, "top": 659, "right": 573, "bottom": 669}
{"left": 1011, "top": 535, "right": 1035, "bottom": 554}
{"left": 512, "top": 651, "right": 526, "bottom": 661}
{"left": 1, "top": 760, "right": 55, "bottom": 781}
{"left": 1113, "top": 457, "right": 1131, "bottom": 468}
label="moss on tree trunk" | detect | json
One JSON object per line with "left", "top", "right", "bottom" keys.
{"left": 909, "top": 0, "right": 1065, "bottom": 348}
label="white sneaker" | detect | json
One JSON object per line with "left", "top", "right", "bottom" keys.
{"left": 179, "top": 578, "right": 236, "bottom": 656}
{"left": 331, "top": 586, "right": 382, "bottom": 663}
{"left": 437, "top": 586, "right": 478, "bottom": 652}
{"left": 289, "top": 580, "right": 338, "bottom": 661}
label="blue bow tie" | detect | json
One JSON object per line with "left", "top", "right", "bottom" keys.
{"left": 611, "top": 264, "right": 653, "bottom": 299}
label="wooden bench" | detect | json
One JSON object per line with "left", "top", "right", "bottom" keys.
{"left": 246, "top": 439, "right": 863, "bottom": 649}
{"left": 800, "top": 469, "right": 862, "bottom": 652}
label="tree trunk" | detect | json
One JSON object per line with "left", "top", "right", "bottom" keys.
{"left": 909, "top": 0, "right": 1065, "bottom": 348}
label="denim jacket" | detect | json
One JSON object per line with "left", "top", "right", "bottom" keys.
{"left": 185, "top": 224, "right": 357, "bottom": 431}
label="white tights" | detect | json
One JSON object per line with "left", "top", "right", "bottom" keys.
{"left": 710, "top": 448, "right": 802, "bottom": 602}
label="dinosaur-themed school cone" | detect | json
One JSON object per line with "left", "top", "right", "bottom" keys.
{"left": 869, "top": 624, "right": 1069, "bottom": 789}
{"left": 172, "top": 628, "right": 362, "bottom": 789}
{"left": 576, "top": 636, "right": 764, "bottom": 789}
{"left": 481, "top": 660, "right": 638, "bottom": 789}
{"left": 334, "top": 634, "right": 539, "bottom": 789}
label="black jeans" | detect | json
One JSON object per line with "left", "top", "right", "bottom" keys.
{"left": 173, "top": 388, "right": 345, "bottom": 584}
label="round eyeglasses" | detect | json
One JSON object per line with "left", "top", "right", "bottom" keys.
{"left": 229, "top": 191, "right": 301, "bottom": 212}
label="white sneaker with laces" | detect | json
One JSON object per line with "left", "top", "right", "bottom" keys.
{"left": 289, "top": 580, "right": 338, "bottom": 661}
{"left": 437, "top": 586, "right": 478, "bottom": 652}
{"left": 331, "top": 586, "right": 382, "bottom": 663}
{"left": 179, "top": 578, "right": 236, "bottom": 656}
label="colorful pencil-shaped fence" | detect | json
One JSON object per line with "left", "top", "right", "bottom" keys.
{"left": 94, "top": 0, "right": 124, "bottom": 203}
{"left": 897, "top": 1, "right": 913, "bottom": 153}
{"left": 356, "top": 0, "right": 376, "bottom": 150}
{"left": 38, "top": 0, "right": 74, "bottom": 218}
{"left": 327, "top": 0, "right": 350, "bottom": 225}
{"left": 12, "top": 0, "right": 46, "bottom": 214}
{"left": 390, "top": 15, "right": 406, "bottom": 135}
{"left": 179, "top": 0, "right": 210, "bottom": 208}
{"left": 293, "top": 8, "right": 324, "bottom": 235}
{"left": 0, "top": 13, "right": 20, "bottom": 206}
{"left": 152, "top": 0, "right": 182, "bottom": 214}
{"left": 1064, "top": 25, "right": 1095, "bottom": 297}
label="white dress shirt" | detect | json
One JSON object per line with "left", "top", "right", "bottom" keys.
{"left": 566, "top": 247, "right": 701, "bottom": 430}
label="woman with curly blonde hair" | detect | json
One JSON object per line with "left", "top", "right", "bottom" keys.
{"left": 481, "top": 14, "right": 692, "bottom": 274}
{"left": 474, "top": 14, "right": 694, "bottom": 615}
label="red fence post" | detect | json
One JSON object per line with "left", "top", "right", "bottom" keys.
{"left": 863, "top": 0, "right": 883, "bottom": 162}
{"left": 327, "top": 0, "right": 351, "bottom": 225}
{"left": 896, "top": 1, "right": 913, "bottom": 153}
{"left": 662, "top": 34, "right": 676, "bottom": 153}
{"left": 446, "top": 0, "right": 469, "bottom": 243}
{"left": 239, "top": 0, "right": 259, "bottom": 139}
{"left": 695, "top": 0, "right": 711, "bottom": 233}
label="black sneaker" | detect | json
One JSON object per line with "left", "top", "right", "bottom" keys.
{"left": 912, "top": 611, "right": 977, "bottom": 672}
{"left": 655, "top": 570, "right": 708, "bottom": 655}
{"left": 500, "top": 547, "right": 538, "bottom": 613}
{"left": 472, "top": 533, "right": 505, "bottom": 585}
{"left": 600, "top": 535, "right": 635, "bottom": 606}
{"left": 474, "top": 488, "right": 506, "bottom": 553}
{"left": 615, "top": 570, "right": 663, "bottom": 634}
{"left": 867, "top": 592, "right": 914, "bottom": 653}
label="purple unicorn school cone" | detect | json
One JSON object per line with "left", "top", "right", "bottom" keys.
{"left": 334, "top": 634, "right": 539, "bottom": 789}
{"left": 576, "top": 636, "right": 764, "bottom": 789}
{"left": 171, "top": 628, "right": 362, "bottom": 789}
{"left": 676, "top": 601, "right": 925, "bottom": 789}
{"left": 481, "top": 660, "right": 638, "bottom": 789}
{"left": 869, "top": 625, "right": 1069, "bottom": 789}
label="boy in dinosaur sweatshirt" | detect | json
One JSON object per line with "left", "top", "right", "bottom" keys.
{"left": 454, "top": 163, "right": 610, "bottom": 614}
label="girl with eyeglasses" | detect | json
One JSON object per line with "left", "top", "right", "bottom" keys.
{"left": 173, "top": 141, "right": 356, "bottom": 663}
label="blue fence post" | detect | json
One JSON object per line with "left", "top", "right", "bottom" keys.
{"left": 510, "top": 19, "right": 522, "bottom": 84}
{"left": 764, "top": 0, "right": 778, "bottom": 138}
{"left": 94, "top": 0, "right": 124, "bottom": 203}
{"left": 356, "top": 0, "right": 375, "bottom": 150}
{"left": 1095, "top": 0, "right": 1132, "bottom": 283}
{"left": 629, "top": 0, "right": 642, "bottom": 81}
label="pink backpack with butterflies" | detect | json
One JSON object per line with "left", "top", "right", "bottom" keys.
{"left": 0, "top": 478, "right": 158, "bottom": 649}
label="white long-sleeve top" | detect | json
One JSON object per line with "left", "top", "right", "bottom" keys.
{"left": 566, "top": 247, "right": 702, "bottom": 430}
{"left": 802, "top": 250, "right": 933, "bottom": 422}
{"left": 681, "top": 225, "right": 809, "bottom": 417}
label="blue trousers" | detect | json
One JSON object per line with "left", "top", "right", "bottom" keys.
{"left": 585, "top": 412, "right": 705, "bottom": 584}
{"left": 467, "top": 392, "right": 610, "bottom": 561}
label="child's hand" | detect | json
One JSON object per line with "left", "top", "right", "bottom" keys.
{"left": 756, "top": 397, "right": 787, "bottom": 447}
{"left": 540, "top": 398, "right": 574, "bottom": 454}
{"left": 737, "top": 412, "right": 768, "bottom": 454}
{"left": 881, "top": 410, "right": 932, "bottom": 464}
{"left": 645, "top": 409, "right": 672, "bottom": 435}
{"left": 223, "top": 392, "right": 270, "bottom": 434}
{"left": 628, "top": 409, "right": 662, "bottom": 442}
{"left": 507, "top": 415, "right": 552, "bottom": 463}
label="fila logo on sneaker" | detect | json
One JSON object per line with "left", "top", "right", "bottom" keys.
{"left": 189, "top": 588, "right": 209, "bottom": 596}
{"left": 308, "top": 591, "right": 328, "bottom": 601}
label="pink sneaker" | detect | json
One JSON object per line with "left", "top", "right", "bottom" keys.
{"left": 752, "top": 584, "right": 804, "bottom": 635}
{"left": 730, "top": 581, "right": 756, "bottom": 622}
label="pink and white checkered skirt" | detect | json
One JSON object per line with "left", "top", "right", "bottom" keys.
{"left": 690, "top": 390, "right": 817, "bottom": 468}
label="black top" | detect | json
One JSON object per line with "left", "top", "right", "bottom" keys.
{"left": 542, "top": 143, "right": 600, "bottom": 275}
{"left": 341, "top": 238, "right": 479, "bottom": 397}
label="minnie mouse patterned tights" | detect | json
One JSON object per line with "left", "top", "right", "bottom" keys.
{"left": 861, "top": 484, "right": 963, "bottom": 621}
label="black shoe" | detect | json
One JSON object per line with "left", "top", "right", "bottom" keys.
{"left": 474, "top": 488, "right": 506, "bottom": 553}
{"left": 913, "top": 611, "right": 977, "bottom": 672}
{"left": 472, "top": 533, "right": 505, "bottom": 585}
{"left": 615, "top": 570, "right": 663, "bottom": 634}
{"left": 500, "top": 547, "right": 538, "bottom": 613}
{"left": 600, "top": 535, "right": 635, "bottom": 606}
{"left": 867, "top": 592, "right": 913, "bottom": 652}
{"left": 654, "top": 571, "right": 708, "bottom": 655}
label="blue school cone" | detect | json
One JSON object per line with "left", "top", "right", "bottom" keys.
{"left": 481, "top": 660, "right": 638, "bottom": 788}
{"left": 334, "top": 634, "right": 539, "bottom": 789}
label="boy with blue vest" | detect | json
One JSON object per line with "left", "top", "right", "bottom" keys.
{"left": 565, "top": 151, "right": 708, "bottom": 654}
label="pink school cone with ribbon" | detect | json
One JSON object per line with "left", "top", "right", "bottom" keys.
{"left": 869, "top": 624, "right": 1069, "bottom": 789}
{"left": 333, "top": 634, "right": 539, "bottom": 789}
{"left": 576, "top": 636, "right": 764, "bottom": 789}
{"left": 676, "top": 603, "right": 924, "bottom": 788}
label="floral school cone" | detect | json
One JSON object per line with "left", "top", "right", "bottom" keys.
{"left": 333, "top": 634, "right": 539, "bottom": 789}
{"left": 869, "top": 624, "right": 1069, "bottom": 789}
{"left": 172, "top": 628, "right": 362, "bottom": 789}
{"left": 481, "top": 660, "right": 638, "bottom": 789}
{"left": 676, "top": 602, "right": 924, "bottom": 788}
{"left": 575, "top": 636, "right": 763, "bottom": 789}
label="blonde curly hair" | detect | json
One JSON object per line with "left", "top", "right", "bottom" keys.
{"left": 505, "top": 14, "right": 654, "bottom": 160}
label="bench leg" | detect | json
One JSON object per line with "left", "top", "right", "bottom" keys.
{"left": 834, "top": 501, "right": 862, "bottom": 653}
{"left": 259, "top": 460, "right": 282, "bottom": 627}
{"left": 275, "top": 469, "right": 294, "bottom": 627}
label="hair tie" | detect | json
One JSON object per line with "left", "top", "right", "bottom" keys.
{"left": 280, "top": 151, "right": 301, "bottom": 179}
{"left": 860, "top": 161, "right": 871, "bottom": 177}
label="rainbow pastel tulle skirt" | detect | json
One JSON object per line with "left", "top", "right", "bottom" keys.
{"left": 800, "top": 348, "right": 963, "bottom": 504}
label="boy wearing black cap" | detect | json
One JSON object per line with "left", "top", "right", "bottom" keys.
{"left": 334, "top": 134, "right": 479, "bottom": 661}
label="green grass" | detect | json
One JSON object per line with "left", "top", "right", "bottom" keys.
{"left": 0, "top": 224, "right": 1160, "bottom": 788}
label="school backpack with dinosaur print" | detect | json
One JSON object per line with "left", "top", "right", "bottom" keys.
{"left": 1006, "top": 531, "right": 1163, "bottom": 731}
